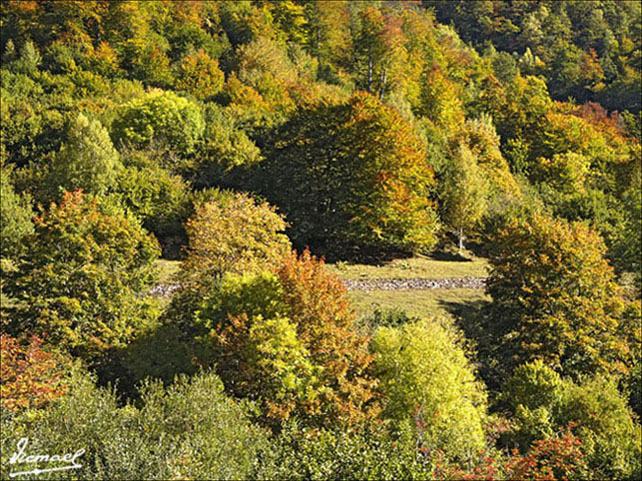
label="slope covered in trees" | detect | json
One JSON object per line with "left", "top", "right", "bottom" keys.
{"left": 1, "top": 1, "right": 640, "bottom": 480}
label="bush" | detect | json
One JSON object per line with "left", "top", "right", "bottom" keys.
{"left": 371, "top": 318, "right": 488, "bottom": 461}
{"left": 4, "top": 191, "right": 160, "bottom": 362}
{"left": 0, "top": 333, "right": 70, "bottom": 413}
{"left": 0, "top": 369, "right": 270, "bottom": 480}
{"left": 184, "top": 250, "right": 377, "bottom": 429}
{"left": 503, "top": 361, "right": 642, "bottom": 479}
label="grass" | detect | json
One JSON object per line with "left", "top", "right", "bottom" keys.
{"left": 326, "top": 255, "right": 489, "bottom": 280}
{"left": 348, "top": 288, "right": 490, "bottom": 320}
{"left": 154, "top": 259, "right": 181, "bottom": 284}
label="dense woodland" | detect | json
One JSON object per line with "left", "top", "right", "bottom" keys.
{"left": 0, "top": 1, "right": 640, "bottom": 480}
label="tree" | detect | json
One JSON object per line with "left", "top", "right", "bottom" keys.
{"left": 371, "top": 318, "right": 488, "bottom": 461}
{"left": 179, "top": 190, "right": 291, "bottom": 289}
{"left": 0, "top": 170, "right": 33, "bottom": 260}
{"left": 175, "top": 49, "right": 224, "bottom": 100}
{"left": 111, "top": 90, "right": 204, "bottom": 155}
{"left": 259, "top": 92, "right": 439, "bottom": 260}
{"left": 484, "top": 212, "right": 634, "bottom": 381}
{"left": 184, "top": 250, "right": 377, "bottom": 428}
{"left": 440, "top": 144, "right": 489, "bottom": 253}
{"left": 4, "top": 191, "right": 160, "bottom": 362}
{"left": 45, "top": 113, "right": 122, "bottom": 202}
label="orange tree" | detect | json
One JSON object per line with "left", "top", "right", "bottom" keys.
{"left": 182, "top": 249, "right": 377, "bottom": 429}
{"left": 256, "top": 91, "right": 439, "bottom": 260}
{"left": 482, "top": 212, "right": 636, "bottom": 383}
{"left": 4, "top": 191, "right": 160, "bottom": 362}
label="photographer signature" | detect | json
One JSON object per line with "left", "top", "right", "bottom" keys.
{"left": 8, "top": 437, "right": 85, "bottom": 478}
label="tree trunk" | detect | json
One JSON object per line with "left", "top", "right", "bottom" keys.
{"left": 379, "top": 67, "right": 387, "bottom": 100}
{"left": 458, "top": 227, "right": 464, "bottom": 254}
{"left": 367, "top": 53, "right": 373, "bottom": 93}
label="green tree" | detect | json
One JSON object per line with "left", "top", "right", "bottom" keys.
{"left": 371, "top": 317, "right": 487, "bottom": 461}
{"left": 111, "top": 89, "right": 204, "bottom": 155}
{"left": 0, "top": 170, "right": 33, "bottom": 260}
{"left": 45, "top": 113, "right": 122, "bottom": 202}
{"left": 440, "top": 144, "right": 489, "bottom": 253}
{"left": 179, "top": 190, "right": 291, "bottom": 290}
{"left": 4, "top": 191, "right": 160, "bottom": 362}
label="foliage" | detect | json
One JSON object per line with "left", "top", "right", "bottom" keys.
{"left": 179, "top": 190, "right": 291, "bottom": 289}
{"left": 43, "top": 113, "right": 122, "bottom": 202}
{"left": 4, "top": 191, "right": 160, "bottom": 362}
{"left": 175, "top": 49, "right": 224, "bottom": 101}
{"left": 440, "top": 144, "right": 489, "bottom": 252}
{"left": 260, "top": 92, "right": 439, "bottom": 259}
{"left": 111, "top": 89, "right": 204, "bottom": 155}
{"left": 483, "top": 212, "right": 634, "bottom": 381}
{"left": 371, "top": 318, "right": 487, "bottom": 461}
{"left": 0, "top": 333, "right": 70, "bottom": 413}
{"left": 0, "top": 170, "right": 33, "bottom": 260}
{"left": 0, "top": 369, "right": 270, "bottom": 481}
{"left": 186, "top": 250, "right": 377, "bottom": 428}
{"left": 502, "top": 361, "right": 642, "bottom": 480}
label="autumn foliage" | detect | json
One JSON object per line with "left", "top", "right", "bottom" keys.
{"left": 190, "top": 249, "right": 377, "bottom": 428}
{"left": 0, "top": 334, "right": 69, "bottom": 412}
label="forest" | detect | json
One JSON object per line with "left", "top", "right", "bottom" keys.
{"left": 0, "top": 1, "right": 640, "bottom": 479}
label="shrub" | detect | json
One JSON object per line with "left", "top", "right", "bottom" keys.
{"left": 4, "top": 191, "right": 160, "bottom": 362}
{"left": 0, "top": 369, "right": 270, "bottom": 480}
{"left": 0, "top": 333, "right": 70, "bottom": 413}
{"left": 503, "top": 361, "right": 642, "bottom": 479}
{"left": 371, "top": 318, "right": 488, "bottom": 461}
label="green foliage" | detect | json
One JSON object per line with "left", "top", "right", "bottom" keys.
{"left": 0, "top": 171, "right": 33, "bottom": 260}
{"left": 483, "top": 212, "right": 634, "bottom": 381}
{"left": 371, "top": 318, "right": 487, "bottom": 461}
{"left": 111, "top": 90, "right": 204, "bottom": 155}
{"left": 179, "top": 190, "right": 290, "bottom": 289}
{"left": 503, "top": 360, "right": 642, "bottom": 480}
{"left": 115, "top": 150, "right": 191, "bottom": 258}
{"left": 260, "top": 92, "right": 439, "bottom": 259}
{"left": 4, "top": 191, "right": 160, "bottom": 362}
{"left": 44, "top": 113, "right": 122, "bottom": 202}
{"left": 440, "top": 144, "right": 489, "bottom": 252}
{"left": 184, "top": 250, "right": 377, "bottom": 429}
{"left": 0, "top": 368, "right": 270, "bottom": 480}
{"left": 259, "top": 422, "right": 433, "bottom": 480}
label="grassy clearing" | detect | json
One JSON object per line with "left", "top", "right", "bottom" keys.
{"left": 155, "top": 259, "right": 181, "bottom": 284}
{"left": 326, "top": 255, "right": 489, "bottom": 280}
{"left": 348, "top": 288, "right": 490, "bottom": 320}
